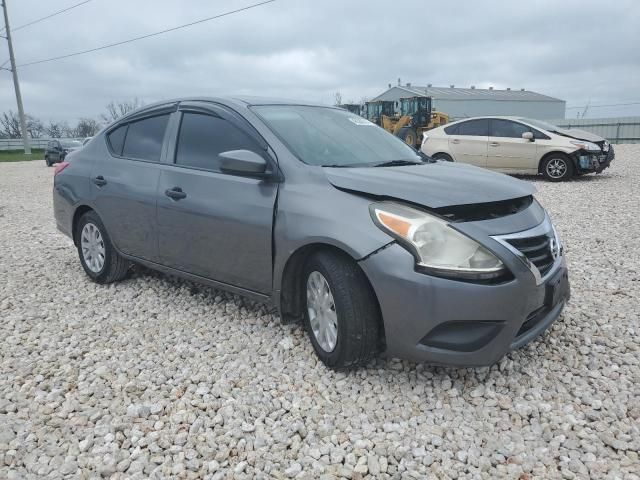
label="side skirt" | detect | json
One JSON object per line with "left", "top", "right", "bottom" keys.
{"left": 121, "top": 253, "right": 273, "bottom": 305}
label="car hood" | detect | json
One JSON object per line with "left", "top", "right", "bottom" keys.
{"left": 553, "top": 128, "right": 605, "bottom": 143}
{"left": 323, "top": 162, "right": 536, "bottom": 208}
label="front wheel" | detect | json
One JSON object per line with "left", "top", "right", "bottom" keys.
{"left": 303, "top": 251, "right": 381, "bottom": 369}
{"left": 45, "top": 156, "right": 52, "bottom": 167}
{"left": 542, "top": 154, "right": 574, "bottom": 181}
{"left": 76, "top": 210, "right": 130, "bottom": 284}
{"left": 397, "top": 127, "right": 418, "bottom": 147}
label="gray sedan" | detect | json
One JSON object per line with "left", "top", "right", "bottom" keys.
{"left": 53, "top": 97, "right": 570, "bottom": 369}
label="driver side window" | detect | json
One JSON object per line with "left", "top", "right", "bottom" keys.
{"left": 174, "top": 112, "right": 261, "bottom": 172}
{"left": 490, "top": 119, "right": 537, "bottom": 138}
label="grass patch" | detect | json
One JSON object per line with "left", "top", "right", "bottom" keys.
{"left": 0, "top": 149, "right": 45, "bottom": 162}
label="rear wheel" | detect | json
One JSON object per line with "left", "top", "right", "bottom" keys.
{"left": 303, "top": 251, "right": 380, "bottom": 369}
{"left": 432, "top": 152, "right": 453, "bottom": 162}
{"left": 542, "top": 154, "right": 574, "bottom": 181}
{"left": 76, "top": 210, "right": 130, "bottom": 284}
{"left": 45, "top": 155, "right": 51, "bottom": 167}
{"left": 397, "top": 127, "right": 418, "bottom": 147}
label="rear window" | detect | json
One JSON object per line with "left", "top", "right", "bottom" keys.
{"left": 107, "top": 125, "right": 127, "bottom": 155}
{"left": 121, "top": 114, "right": 170, "bottom": 161}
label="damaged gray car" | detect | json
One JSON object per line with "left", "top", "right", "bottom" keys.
{"left": 53, "top": 98, "right": 570, "bottom": 369}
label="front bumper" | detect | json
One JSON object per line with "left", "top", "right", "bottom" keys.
{"left": 359, "top": 214, "right": 570, "bottom": 367}
{"left": 574, "top": 145, "right": 614, "bottom": 174}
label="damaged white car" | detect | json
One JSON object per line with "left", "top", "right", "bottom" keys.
{"left": 421, "top": 116, "right": 614, "bottom": 181}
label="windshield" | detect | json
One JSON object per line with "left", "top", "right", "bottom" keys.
{"left": 518, "top": 118, "right": 561, "bottom": 132}
{"left": 61, "top": 140, "right": 82, "bottom": 148}
{"left": 253, "top": 105, "right": 421, "bottom": 167}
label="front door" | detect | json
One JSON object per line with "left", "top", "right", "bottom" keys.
{"left": 487, "top": 119, "right": 538, "bottom": 172}
{"left": 447, "top": 118, "right": 489, "bottom": 167}
{"left": 156, "top": 107, "right": 278, "bottom": 294}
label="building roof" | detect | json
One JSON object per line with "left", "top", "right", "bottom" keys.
{"left": 371, "top": 85, "right": 564, "bottom": 103}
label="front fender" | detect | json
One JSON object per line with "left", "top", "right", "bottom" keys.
{"left": 272, "top": 183, "right": 393, "bottom": 300}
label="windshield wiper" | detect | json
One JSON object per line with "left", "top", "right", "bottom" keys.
{"left": 373, "top": 159, "right": 424, "bottom": 167}
{"left": 321, "top": 164, "right": 360, "bottom": 168}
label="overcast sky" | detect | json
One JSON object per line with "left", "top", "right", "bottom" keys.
{"left": 2, "top": 0, "right": 639, "bottom": 124}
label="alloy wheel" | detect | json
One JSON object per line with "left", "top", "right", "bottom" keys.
{"left": 546, "top": 158, "right": 567, "bottom": 179}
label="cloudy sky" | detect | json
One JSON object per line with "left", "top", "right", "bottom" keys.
{"left": 2, "top": 0, "right": 639, "bottom": 124}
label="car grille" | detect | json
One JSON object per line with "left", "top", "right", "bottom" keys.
{"left": 505, "top": 234, "right": 555, "bottom": 277}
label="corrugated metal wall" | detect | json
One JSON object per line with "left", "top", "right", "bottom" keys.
{"left": 436, "top": 99, "right": 565, "bottom": 121}
{"left": 547, "top": 117, "right": 640, "bottom": 144}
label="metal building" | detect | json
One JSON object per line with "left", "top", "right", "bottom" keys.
{"left": 370, "top": 83, "right": 566, "bottom": 120}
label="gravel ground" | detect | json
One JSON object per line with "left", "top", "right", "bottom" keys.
{"left": 1, "top": 147, "right": 639, "bottom": 480}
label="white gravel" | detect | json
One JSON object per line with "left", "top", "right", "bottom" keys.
{"left": 1, "top": 147, "right": 639, "bottom": 479}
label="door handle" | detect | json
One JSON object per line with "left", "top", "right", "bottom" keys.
{"left": 92, "top": 175, "right": 107, "bottom": 187}
{"left": 165, "top": 186, "right": 187, "bottom": 200}
{"left": 490, "top": 142, "right": 500, "bottom": 147}
{"left": 451, "top": 139, "right": 460, "bottom": 144}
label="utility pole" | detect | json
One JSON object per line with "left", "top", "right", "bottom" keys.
{"left": 2, "top": 0, "right": 31, "bottom": 154}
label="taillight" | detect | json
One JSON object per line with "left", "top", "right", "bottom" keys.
{"left": 54, "top": 161, "right": 70, "bottom": 175}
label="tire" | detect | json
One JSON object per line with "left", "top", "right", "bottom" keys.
{"left": 542, "top": 154, "right": 574, "bottom": 181}
{"left": 75, "top": 210, "right": 130, "bottom": 284}
{"left": 432, "top": 152, "right": 454, "bottom": 162}
{"left": 302, "top": 251, "right": 380, "bottom": 369}
{"left": 45, "top": 156, "right": 51, "bottom": 167}
{"left": 397, "top": 127, "right": 418, "bottom": 147}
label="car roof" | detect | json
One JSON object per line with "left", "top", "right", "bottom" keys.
{"left": 118, "top": 96, "right": 331, "bottom": 120}
{"left": 447, "top": 115, "right": 543, "bottom": 124}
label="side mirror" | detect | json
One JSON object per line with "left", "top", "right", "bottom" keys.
{"left": 219, "top": 150, "right": 269, "bottom": 177}
{"left": 522, "top": 131, "right": 534, "bottom": 141}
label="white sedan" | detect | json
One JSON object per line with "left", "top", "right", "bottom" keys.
{"left": 421, "top": 116, "right": 613, "bottom": 181}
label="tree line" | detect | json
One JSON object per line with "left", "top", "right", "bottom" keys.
{"left": 0, "top": 98, "right": 144, "bottom": 140}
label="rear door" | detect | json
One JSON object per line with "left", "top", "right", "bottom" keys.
{"left": 90, "top": 105, "right": 175, "bottom": 261}
{"left": 156, "top": 102, "right": 278, "bottom": 294}
{"left": 487, "top": 119, "right": 538, "bottom": 172}
{"left": 447, "top": 119, "right": 489, "bottom": 167}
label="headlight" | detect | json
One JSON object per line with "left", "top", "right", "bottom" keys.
{"left": 570, "top": 140, "right": 600, "bottom": 151}
{"left": 370, "top": 202, "right": 506, "bottom": 280}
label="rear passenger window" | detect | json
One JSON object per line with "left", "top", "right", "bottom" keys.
{"left": 121, "top": 114, "right": 170, "bottom": 161}
{"left": 107, "top": 125, "right": 128, "bottom": 156}
{"left": 458, "top": 119, "right": 489, "bottom": 136}
{"left": 444, "top": 124, "right": 459, "bottom": 135}
{"left": 175, "top": 112, "right": 260, "bottom": 172}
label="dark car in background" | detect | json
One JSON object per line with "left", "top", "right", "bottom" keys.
{"left": 52, "top": 97, "right": 570, "bottom": 369}
{"left": 45, "top": 139, "right": 83, "bottom": 166}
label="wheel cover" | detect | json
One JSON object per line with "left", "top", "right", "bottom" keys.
{"left": 81, "top": 223, "right": 105, "bottom": 273}
{"left": 306, "top": 271, "right": 338, "bottom": 352}
{"left": 546, "top": 158, "right": 567, "bottom": 178}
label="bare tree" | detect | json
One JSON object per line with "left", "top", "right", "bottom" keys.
{"left": 333, "top": 91, "right": 343, "bottom": 106}
{"left": 74, "top": 118, "right": 101, "bottom": 137}
{"left": 0, "top": 111, "right": 21, "bottom": 138}
{"left": 26, "top": 115, "right": 44, "bottom": 139}
{"left": 0, "top": 111, "right": 44, "bottom": 138}
{"left": 100, "top": 98, "right": 144, "bottom": 124}
{"left": 44, "top": 121, "right": 69, "bottom": 138}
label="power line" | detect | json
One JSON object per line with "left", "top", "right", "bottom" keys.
{"left": 0, "top": 0, "right": 93, "bottom": 34}
{"left": 17, "top": 0, "right": 276, "bottom": 68}
{"left": 566, "top": 101, "right": 640, "bottom": 109}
